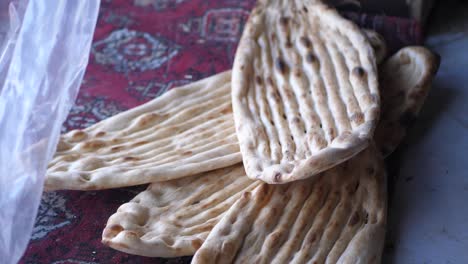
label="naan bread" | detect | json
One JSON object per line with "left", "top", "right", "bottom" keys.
{"left": 102, "top": 164, "right": 261, "bottom": 257}
{"left": 45, "top": 71, "right": 241, "bottom": 190}
{"left": 102, "top": 47, "right": 439, "bottom": 259}
{"left": 375, "top": 46, "right": 440, "bottom": 157}
{"left": 232, "top": 0, "right": 380, "bottom": 184}
{"left": 192, "top": 145, "right": 386, "bottom": 264}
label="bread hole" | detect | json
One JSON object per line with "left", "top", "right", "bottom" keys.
{"left": 300, "top": 36, "right": 311, "bottom": 48}
{"left": 62, "top": 154, "right": 80, "bottom": 162}
{"left": 95, "top": 131, "right": 106, "bottom": 137}
{"left": 366, "top": 166, "right": 375, "bottom": 175}
{"left": 220, "top": 227, "right": 231, "bottom": 236}
{"left": 306, "top": 53, "right": 317, "bottom": 63}
{"left": 69, "top": 130, "right": 88, "bottom": 142}
{"left": 191, "top": 200, "right": 200, "bottom": 206}
{"left": 279, "top": 16, "right": 289, "bottom": 27}
{"left": 328, "top": 128, "right": 336, "bottom": 139}
{"left": 256, "top": 164, "right": 262, "bottom": 172}
{"left": 276, "top": 57, "right": 287, "bottom": 74}
{"left": 132, "top": 141, "right": 149, "bottom": 148}
{"left": 267, "top": 76, "right": 274, "bottom": 86}
{"left": 348, "top": 211, "right": 360, "bottom": 227}
{"left": 230, "top": 216, "right": 237, "bottom": 224}
{"left": 294, "top": 69, "right": 302, "bottom": 77}
{"left": 137, "top": 112, "right": 160, "bottom": 127}
{"left": 319, "top": 123, "right": 323, "bottom": 128}
{"left": 364, "top": 211, "right": 369, "bottom": 224}
{"left": 352, "top": 66, "right": 366, "bottom": 77}
{"left": 56, "top": 140, "right": 72, "bottom": 152}
{"left": 354, "top": 180, "right": 360, "bottom": 192}
{"left": 125, "top": 231, "right": 141, "bottom": 239}
{"left": 160, "top": 236, "right": 175, "bottom": 246}
{"left": 303, "top": 6, "right": 308, "bottom": 13}
{"left": 53, "top": 165, "right": 69, "bottom": 172}
{"left": 370, "top": 93, "right": 379, "bottom": 104}
{"left": 255, "top": 76, "right": 263, "bottom": 85}
{"left": 81, "top": 140, "right": 106, "bottom": 150}
{"left": 292, "top": 116, "right": 301, "bottom": 124}
{"left": 104, "top": 224, "right": 124, "bottom": 239}
{"left": 111, "top": 146, "right": 124, "bottom": 152}
{"left": 191, "top": 239, "right": 203, "bottom": 250}
{"left": 274, "top": 172, "right": 282, "bottom": 182}
{"left": 350, "top": 112, "right": 364, "bottom": 124}
{"left": 123, "top": 156, "right": 139, "bottom": 162}
{"left": 304, "top": 129, "right": 307, "bottom": 134}
{"left": 111, "top": 138, "right": 122, "bottom": 144}
{"left": 282, "top": 114, "right": 287, "bottom": 120}
{"left": 80, "top": 174, "right": 91, "bottom": 182}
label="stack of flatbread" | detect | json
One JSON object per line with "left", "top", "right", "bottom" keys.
{"left": 45, "top": 0, "right": 440, "bottom": 263}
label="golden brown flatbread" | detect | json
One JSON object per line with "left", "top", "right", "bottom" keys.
{"left": 102, "top": 164, "right": 261, "bottom": 257}
{"left": 192, "top": 145, "right": 385, "bottom": 264}
{"left": 46, "top": 72, "right": 240, "bottom": 190}
{"left": 232, "top": 0, "right": 380, "bottom": 184}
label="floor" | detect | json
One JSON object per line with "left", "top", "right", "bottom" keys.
{"left": 384, "top": 1, "right": 468, "bottom": 263}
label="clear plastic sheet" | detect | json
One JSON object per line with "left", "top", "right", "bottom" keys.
{"left": 0, "top": 1, "right": 100, "bottom": 262}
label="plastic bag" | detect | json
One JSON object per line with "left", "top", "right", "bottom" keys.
{"left": 0, "top": 1, "right": 100, "bottom": 262}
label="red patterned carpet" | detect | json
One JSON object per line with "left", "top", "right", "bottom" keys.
{"left": 20, "top": 1, "right": 421, "bottom": 263}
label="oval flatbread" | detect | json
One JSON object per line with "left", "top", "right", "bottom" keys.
{"left": 232, "top": 0, "right": 380, "bottom": 183}
{"left": 46, "top": 71, "right": 240, "bottom": 190}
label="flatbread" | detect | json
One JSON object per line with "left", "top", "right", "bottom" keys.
{"left": 45, "top": 71, "right": 241, "bottom": 190}
{"left": 375, "top": 46, "right": 440, "bottom": 157}
{"left": 192, "top": 145, "right": 386, "bottom": 264}
{"left": 102, "top": 46, "right": 438, "bottom": 259}
{"left": 102, "top": 164, "right": 261, "bottom": 257}
{"left": 232, "top": 0, "right": 380, "bottom": 184}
